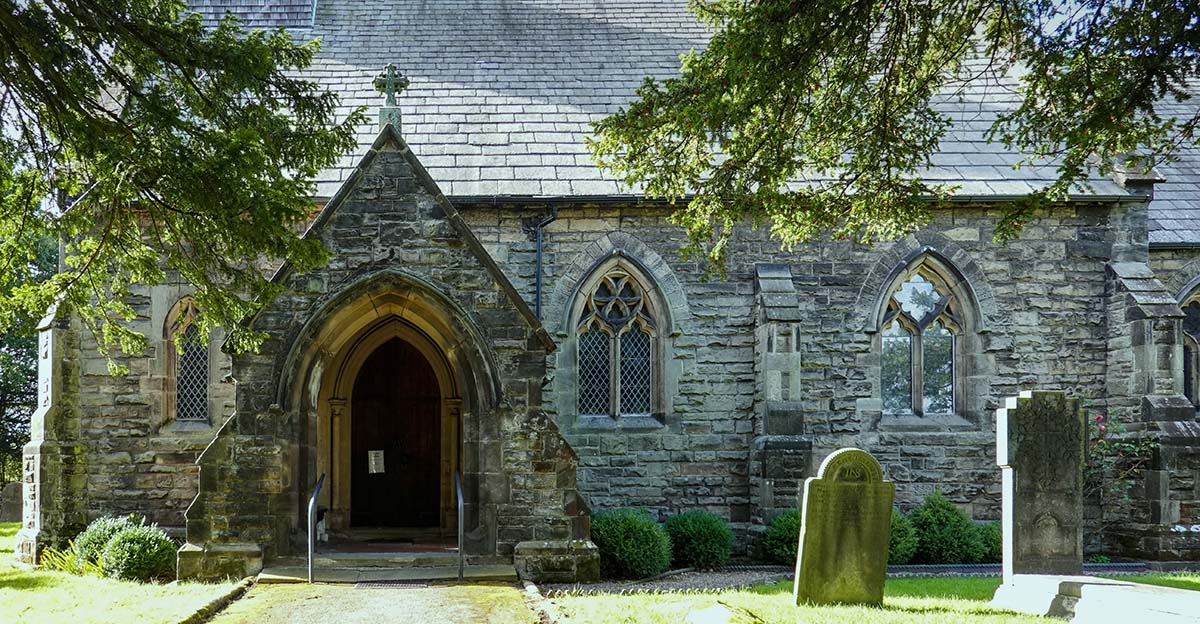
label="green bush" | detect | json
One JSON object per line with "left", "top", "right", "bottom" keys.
{"left": 591, "top": 509, "right": 672, "bottom": 579}
{"left": 976, "top": 521, "right": 1002, "bottom": 563}
{"left": 888, "top": 509, "right": 918, "bottom": 565}
{"left": 762, "top": 509, "right": 801, "bottom": 565}
{"left": 910, "top": 493, "right": 985, "bottom": 564}
{"left": 99, "top": 523, "right": 177, "bottom": 582}
{"left": 72, "top": 515, "right": 143, "bottom": 570}
{"left": 664, "top": 511, "right": 734, "bottom": 570}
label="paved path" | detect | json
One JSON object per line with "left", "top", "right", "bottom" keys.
{"left": 207, "top": 582, "right": 537, "bottom": 624}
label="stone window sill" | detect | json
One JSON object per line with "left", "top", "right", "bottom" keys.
{"left": 574, "top": 414, "right": 665, "bottom": 431}
{"left": 877, "top": 412, "right": 975, "bottom": 432}
{"left": 161, "top": 419, "right": 215, "bottom": 435}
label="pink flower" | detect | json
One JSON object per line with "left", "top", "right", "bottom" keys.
{"left": 1095, "top": 414, "right": 1104, "bottom": 422}
{"left": 1099, "top": 424, "right": 1106, "bottom": 432}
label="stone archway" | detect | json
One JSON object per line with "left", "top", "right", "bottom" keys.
{"left": 320, "top": 317, "right": 461, "bottom": 534}
{"left": 277, "top": 273, "right": 504, "bottom": 554}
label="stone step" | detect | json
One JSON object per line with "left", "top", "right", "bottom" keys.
{"left": 258, "top": 564, "right": 517, "bottom": 584}
{"left": 273, "top": 551, "right": 464, "bottom": 568}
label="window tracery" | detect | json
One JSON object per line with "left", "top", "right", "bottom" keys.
{"left": 880, "top": 271, "right": 960, "bottom": 416}
{"left": 576, "top": 268, "right": 657, "bottom": 418}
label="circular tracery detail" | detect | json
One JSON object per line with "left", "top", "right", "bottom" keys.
{"left": 579, "top": 269, "right": 655, "bottom": 335}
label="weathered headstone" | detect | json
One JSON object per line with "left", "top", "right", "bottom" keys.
{"left": 0, "top": 481, "right": 21, "bottom": 522}
{"left": 793, "top": 448, "right": 894, "bottom": 606}
{"left": 996, "top": 390, "right": 1086, "bottom": 580}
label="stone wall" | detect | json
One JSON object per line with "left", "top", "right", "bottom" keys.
{"left": 463, "top": 200, "right": 1135, "bottom": 540}
{"left": 70, "top": 282, "right": 235, "bottom": 532}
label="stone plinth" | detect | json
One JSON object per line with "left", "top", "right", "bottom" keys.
{"left": 991, "top": 574, "right": 1200, "bottom": 621}
{"left": 793, "top": 448, "right": 894, "bottom": 606}
{"left": 996, "top": 391, "right": 1086, "bottom": 581}
{"left": 513, "top": 539, "right": 600, "bottom": 583}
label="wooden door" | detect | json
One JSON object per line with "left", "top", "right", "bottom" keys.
{"left": 350, "top": 337, "right": 442, "bottom": 527}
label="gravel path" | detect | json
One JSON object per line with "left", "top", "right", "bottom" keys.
{"left": 541, "top": 569, "right": 792, "bottom": 596}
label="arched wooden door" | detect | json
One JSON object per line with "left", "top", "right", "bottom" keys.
{"left": 350, "top": 337, "right": 441, "bottom": 527}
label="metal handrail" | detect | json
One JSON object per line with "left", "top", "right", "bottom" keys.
{"left": 455, "top": 471, "right": 464, "bottom": 581}
{"left": 307, "top": 472, "right": 326, "bottom": 584}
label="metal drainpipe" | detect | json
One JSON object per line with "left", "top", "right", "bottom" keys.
{"left": 526, "top": 208, "right": 559, "bottom": 320}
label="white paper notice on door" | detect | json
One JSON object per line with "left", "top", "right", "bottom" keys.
{"left": 368, "top": 450, "right": 385, "bottom": 474}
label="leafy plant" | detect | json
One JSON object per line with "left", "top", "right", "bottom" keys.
{"left": 1085, "top": 412, "right": 1159, "bottom": 531}
{"left": 73, "top": 515, "right": 144, "bottom": 569}
{"left": 664, "top": 511, "right": 734, "bottom": 570}
{"left": 40, "top": 540, "right": 105, "bottom": 576}
{"left": 591, "top": 509, "right": 672, "bottom": 580}
{"left": 762, "top": 509, "right": 800, "bottom": 565}
{"left": 588, "top": 1, "right": 1200, "bottom": 270}
{"left": 888, "top": 509, "right": 918, "bottom": 565}
{"left": 975, "top": 521, "right": 1002, "bottom": 564}
{"left": 99, "top": 523, "right": 178, "bottom": 582}
{"left": 0, "top": 0, "right": 365, "bottom": 365}
{"left": 910, "top": 493, "right": 985, "bottom": 564}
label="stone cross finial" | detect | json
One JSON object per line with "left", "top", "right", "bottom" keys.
{"left": 373, "top": 64, "right": 409, "bottom": 107}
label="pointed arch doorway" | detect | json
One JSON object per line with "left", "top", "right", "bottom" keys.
{"left": 319, "top": 317, "right": 461, "bottom": 538}
{"left": 350, "top": 337, "right": 441, "bottom": 527}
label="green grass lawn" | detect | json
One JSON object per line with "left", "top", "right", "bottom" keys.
{"left": 552, "top": 577, "right": 1048, "bottom": 624}
{"left": 1, "top": 522, "right": 240, "bottom": 624}
{"left": 1105, "top": 573, "right": 1200, "bottom": 592}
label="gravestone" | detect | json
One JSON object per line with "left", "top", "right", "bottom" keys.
{"left": 995, "top": 390, "right": 1086, "bottom": 580}
{"left": 793, "top": 448, "right": 894, "bottom": 606}
{"left": 0, "top": 481, "right": 21, "bottom": 522}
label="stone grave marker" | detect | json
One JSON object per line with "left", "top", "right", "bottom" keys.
{"left": 793, "top": 447, "right": 894, "bottom": 606}
{"left": 0, "top": 481, "right": 21, "bottom": 522}
{"left": 996, "top": 390, "right": 1086, "bottom": 580}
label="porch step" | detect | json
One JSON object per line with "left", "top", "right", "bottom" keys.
{"left": 274, "top": 551, "right": 464, "bottom": 568}
{"left": 257, "top": 564, "right": 517, "bottom": 584}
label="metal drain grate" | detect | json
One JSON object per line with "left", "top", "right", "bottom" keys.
{"left": 355, "top": 581, "right": 430, "bottom": 589}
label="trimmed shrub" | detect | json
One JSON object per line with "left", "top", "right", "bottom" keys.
{"left": 664, "top": 511, "right": 734, "bottom": 570}
{"left": 888, "top": 509, "right": 918, "bottom": 565}
{"left": 910, "top": 493, "right": 985, "bottom": 564}
{"left": 762, "top": 509, "right": 801, "bottom": 565}
{"left": 591, "top": 509, "right": 672, "bottom": 579}
{"left": 99, "top": 523, "right": 177, "bottom": 582}
{"left": 73, "top": 515, "right": 143, "bottom": 569}
{"left": 976, "top": 521, "right": 1002, "bottom": 563}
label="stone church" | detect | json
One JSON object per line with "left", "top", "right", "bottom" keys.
{"left": 15, "top": 0, "right": 1200, "bottom": 581}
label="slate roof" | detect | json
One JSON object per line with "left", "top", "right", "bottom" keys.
{"left": 187, "top": 0, "right": 1200, "bottom": 243}
{"left": 188, "top": 0, "right": 312, "bottom": 29}
{"left": 1145, "top": 98, "right": 1200, "bottom": 245}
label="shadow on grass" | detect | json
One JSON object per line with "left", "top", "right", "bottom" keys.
{"left": 0, "top": 568, "right": 61, "bottom": 591}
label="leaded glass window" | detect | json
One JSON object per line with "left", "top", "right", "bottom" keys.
{"left": 881, "top": 271, "right": 961, "bottom": 416}
{"left": 576, "top": 268, "right": 657, "bottom": 418}
{"left": 176, "top": 324, "right": 209, "bottom": 421}
{"left": 167, "top": 298, "right": 209, "bottom": 422}
{"left": 881, "top": 321, "right": 912, "bottom": 413}
{"left": 578, "top": 327, "right": 611, "bottom": 416}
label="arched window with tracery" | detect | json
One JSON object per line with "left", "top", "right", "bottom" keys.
{"left": 165, "top": 297, "right": 209, "bottom": 422}
{"left": 576, "top": 267, "right": 658, "bottom": 419}
{"left": 880, "top": 269, "right": 963, "bottom": 417}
